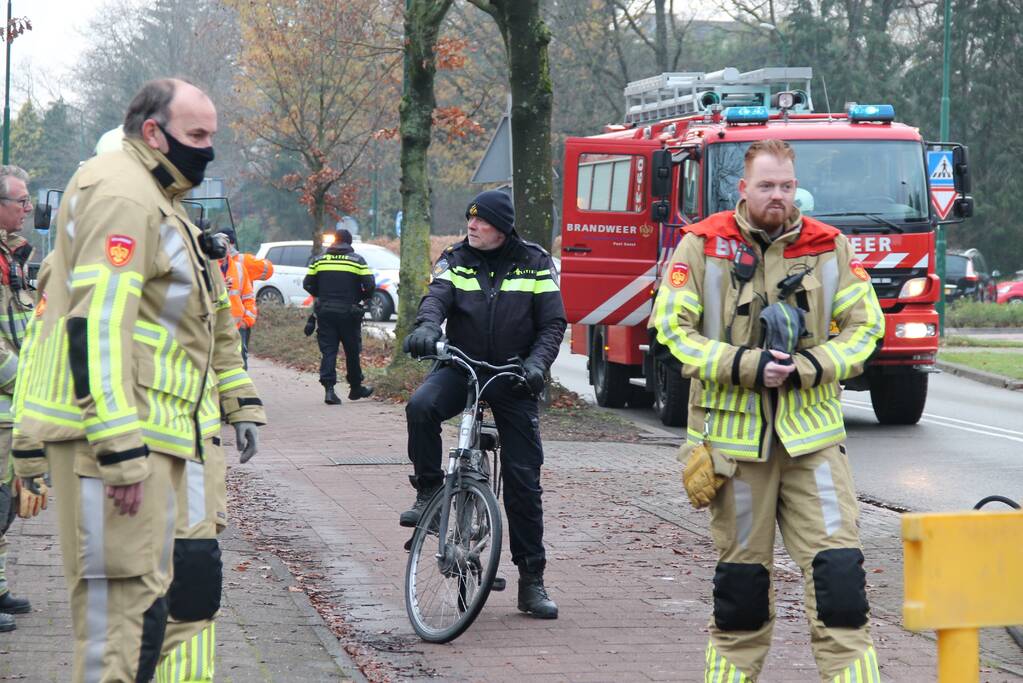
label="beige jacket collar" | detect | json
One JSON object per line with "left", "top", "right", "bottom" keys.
{"left": 123, "top": 137, "right": 194, "bottom": 200}
{"left": 734, "top": 199, "right": 804, "bottom": 249}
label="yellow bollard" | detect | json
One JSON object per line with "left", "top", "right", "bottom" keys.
{"left": 937, "top": 628, "right": 978, "bottom": 683}
{"left": 902, "top": 510, "right": 1023, "bottom": 682}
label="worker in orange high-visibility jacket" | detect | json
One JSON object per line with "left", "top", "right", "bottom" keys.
{"left": 216, "top": 227, "right": 256, "bottom": 368}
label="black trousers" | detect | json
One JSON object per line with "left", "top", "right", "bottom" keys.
{"left": 238, "top": 326, "right": 251, "bottom": 370}
{"left": 316, "top": 310, "right": 364, "bottom": 388}
{"left": 405, "top": 364, "right": 546, "bottom": 572}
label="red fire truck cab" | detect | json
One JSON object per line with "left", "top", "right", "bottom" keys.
{"left": 560, "top": 67, "right": 972, "bottom": 427}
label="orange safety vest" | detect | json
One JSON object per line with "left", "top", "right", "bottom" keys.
{"left": 220, "top": 253, "right": 256, "bottom": 329}
{"left": 243, "top": 252, "right": 274, "bottom": 281}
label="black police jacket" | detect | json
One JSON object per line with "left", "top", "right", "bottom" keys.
{"left": 303, "top": 244, "right": 376, "bottom": 314}
{"left": 416, "top": 236, "right": 566, "bottom": 370}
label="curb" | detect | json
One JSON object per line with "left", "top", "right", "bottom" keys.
{"left": 935, "top": 359, "right": 1023, "bottom": 391}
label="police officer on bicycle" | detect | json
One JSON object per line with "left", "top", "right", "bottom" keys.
{"left": 401, "top": 190, "right": 566, "bottom": 619}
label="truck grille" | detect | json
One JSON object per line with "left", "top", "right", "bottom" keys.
{"left": 867, "top": 268, "right": 926, "bottom": 300}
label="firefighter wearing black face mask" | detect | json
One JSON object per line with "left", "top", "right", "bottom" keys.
{"left": 12, "top": 79, "right": 263, "bottom": 683}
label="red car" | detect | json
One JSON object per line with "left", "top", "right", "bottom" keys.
{"left": 996, "top": 278, "right": 1023, "bottom": 304}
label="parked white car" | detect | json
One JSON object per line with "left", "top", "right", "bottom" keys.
{"left": 253, "top": 240, "right": 400, "bottom": 321}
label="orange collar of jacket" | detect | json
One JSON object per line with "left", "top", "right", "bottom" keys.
{"left": 686, "top": 210, "right": 840, "bottom": 258}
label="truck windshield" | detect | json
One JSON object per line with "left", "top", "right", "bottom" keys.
{"left": 707, "top": 140, "right": 929, "bottom": 224}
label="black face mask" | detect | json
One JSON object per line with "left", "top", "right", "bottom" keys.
{"left": 157, "top": 123, "right": 215, "bottom": 187}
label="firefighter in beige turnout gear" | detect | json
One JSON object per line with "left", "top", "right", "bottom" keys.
{"left": 650, "top": 140, "right": 884, "bottom": 682}
{"left": 12, "top": 79, "right": 264, "bottom": 683}
{"left": 0, "top": 165, "right": 38, "bottom": 631}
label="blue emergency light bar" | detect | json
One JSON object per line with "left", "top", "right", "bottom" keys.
{"left": 723, "top": 106, "right": 770, "bottom": 124}
{"left": 848, "top": 104, "right": 895, "bottom": 122}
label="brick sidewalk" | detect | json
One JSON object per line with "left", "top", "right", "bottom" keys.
{"left": 227, "top": 358, "right": 1022, "bottom": 682}
{"left": 0, "top": 443, "right": 362, "bottom": 681}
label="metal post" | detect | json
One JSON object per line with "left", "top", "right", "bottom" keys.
{"left": 935, "top": 0, "right": 952, "bottom": 335}
{"left": 937, "top": 628, "right": 978, "bottom": 683}
{"left": 3, "top": 0, "right": 11, "bottom": 165}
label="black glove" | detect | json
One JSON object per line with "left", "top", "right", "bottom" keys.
{"left": 403, "top": 322, "right": 442, "bottom": 359}
{"left": 303, "top": 314, "right": 317, "bottom": 336}
{"left": 515, "top": 358, "right": 546, "bottom": 398}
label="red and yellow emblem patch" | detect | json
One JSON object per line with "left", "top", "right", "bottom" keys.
{"left": 850, "top": 259, "right": 869, "bottom": 282}
{"left": 106, "top": 235, "right": 136, "bottom": 267}
{"left": 34, "top": 293, "right": 46, "bottom": 318}
{"left": 669, "top": 262, "right": 690, "bottom": 288}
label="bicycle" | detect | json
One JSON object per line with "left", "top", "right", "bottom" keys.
{"left": 403, "top": 341, "right": 527, "bottom": 643}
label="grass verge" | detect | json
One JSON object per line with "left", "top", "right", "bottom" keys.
{"left": 947, "top": 300, "right": 1023, "bottom": 328}
{"left": 943, "top": 335, "right": 1023, "bottom": 348}
{"left": 939, "top": 351, "right": 1023, "bottom": 380}
{"left": 250, "top": 306, "right": 646, "bottom": 442}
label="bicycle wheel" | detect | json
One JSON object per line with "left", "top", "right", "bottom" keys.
{"left": 405, "top": 477, "right": 502, "bottom": 643}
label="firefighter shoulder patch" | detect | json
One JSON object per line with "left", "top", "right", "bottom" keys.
{"left": 34, "top": 293, "right": 46, "bottom": 318}
{"left": 849, "top": 259, "right": 869, "bottom": 281}
{"left": 106, "top": 234, "right": 136, "bottom": 267}
{"left": 669, "top": 262, "right": 690, "bottom": 288}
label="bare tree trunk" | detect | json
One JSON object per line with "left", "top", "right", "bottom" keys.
{"left": 393, "top": 0, "right": 453, "bottom": 364}
{"left": 470, "top": 0, "right": 555, "bottom": 251}
{"left": 654, "top": 0, "right": 668, "bottom": 72}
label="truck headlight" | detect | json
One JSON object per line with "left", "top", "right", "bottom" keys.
{"left": 898, "top": 277, "right": 928, "bottom": 299}
{"left": 896, "top": 322, "right": 936, "bottom": 338}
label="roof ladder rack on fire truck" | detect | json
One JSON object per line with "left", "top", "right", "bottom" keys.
{"left": 624, "top": 67, "right": 815, "bottom": 125}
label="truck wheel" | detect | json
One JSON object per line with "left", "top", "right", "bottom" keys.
{"left": 654, "top": 357, "right": 689, "bottom": 427}
{"left": 869, "top": 371, "right": 928, "bottom": 425}
{"left": 591, "top": 331, "right": 630, "bottom": 408}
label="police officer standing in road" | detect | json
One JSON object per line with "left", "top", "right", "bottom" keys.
{"left": 303, "top": 228, "right": 375, "bottom": 405}
{"left": 401, "top": 190, "right": 566, "bottom": 619}
{"left": 11, "top": 78, "right": 265, "bottom": 683}
{"left": 0, "top": 165, "right": 37, "bottom": 632}
{"left": 650, "top": 139, "right": 883, "bottom": 681}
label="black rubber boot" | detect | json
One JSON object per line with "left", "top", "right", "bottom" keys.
{"left": 348, "top": 385, "right": 373, "bottom": 401}
{"left": 0, "top": 591, "right": 30, "bottom": 614}
{"left": 399, "top": 482, "right": 441, "bottom": 528}
{"left": 517, "top": 571, "right": 558, "bottom": 619}
{"left": 324, "top": 386, "right": 341, "bottom": 405}
{"left": 0, "top": 612, "right": 14, "bottom": 632}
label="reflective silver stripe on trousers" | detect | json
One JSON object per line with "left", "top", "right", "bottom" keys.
{"left": 81, "top": 478, "right": 108, "bottom": 683}
{"left": 814, "top": 460, "right": 842, "bottom": 537}
{"left": 702, "top": 260, "right": 725, "bottom": 341}
{"left": 160, "top": 474, "right": 175, "bottom": 575}
{"left": 733, "top": 479, "right": 754, "bottom": 549}
{"left": 186, "top": 460, "right": 206, "bottom": 529}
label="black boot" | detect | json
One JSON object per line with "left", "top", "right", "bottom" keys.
{"left": 0, "top": 591, "right": 30, "bottom": 614}
{"left": 324, "top": 386, "right": 341, "bottom": 405}
{"left": 0, "top": 612, "right": 13, "bottom": 632}
{"left": 399, "top": 481, "right": 441, "bottom": 528}
{"left": 517, "top": 571, "right": 558, "bottom": 619}
{"left": 348, "top": 384, "right": 373, "bottom": 400}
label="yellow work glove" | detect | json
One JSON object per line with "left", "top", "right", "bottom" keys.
{"left": 680, "top": 442, "right": 736, "bottom": 509}
{"left": 15, "top": 476, "right": 48, "bottom": 518}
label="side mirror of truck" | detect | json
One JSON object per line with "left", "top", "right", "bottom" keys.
{"left": 651, "top": 150, "right": 672, "bottom": 199}
{"left": 953, "top": 195, "right": 974, "bottom": 219}
{"left": 953, "top": 145, "right": 971, "bottom": 195}
{"left": 34, "top": 204, "right": 52, "bottom": 231}
{"left": 651, "top": 200, "right": 670, "bottom": 223}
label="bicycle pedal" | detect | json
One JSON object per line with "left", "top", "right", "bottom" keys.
{"left": 491, "top": 577, "right": 506, "bottom": 592}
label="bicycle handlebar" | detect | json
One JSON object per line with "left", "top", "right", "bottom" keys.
{"left": 425, "top": 341, "right": 524, "bottom": 375}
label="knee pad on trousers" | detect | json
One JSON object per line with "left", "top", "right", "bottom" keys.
{"left": 136, "top": 595, "right": 169, "bottom": 683}
{"left": 713, "top": 562, "right": 770, "bottom": 631}
{"left": 168, "top": 538, "right": 223, "bottom": 622}
{"left": 812, "top": 548, "right": 869, "bottom": 628}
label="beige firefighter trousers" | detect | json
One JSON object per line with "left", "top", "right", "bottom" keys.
{"left": 156, "top": 439, "right": 227, "bottom": 683}
{"left": 705, "top": 441, "right": 877, "bottom": 682}
{"left": 48, "top": 441, "right": 182, "bottom": 683}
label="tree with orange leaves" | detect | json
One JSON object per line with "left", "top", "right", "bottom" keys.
{"left": 226, "top": 0, "right": 401, "bottom": 249}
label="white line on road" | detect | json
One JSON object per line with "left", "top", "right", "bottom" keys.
{"left": 843, "top": 399, "right": 1023, "bottom": 443}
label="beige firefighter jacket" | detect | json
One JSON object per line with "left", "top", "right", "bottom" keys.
{"left": 12, "top": 138, "right": 265, "bottom": 486}
{"left": 650, "top": 201, "right": 884, "bottom": 460}
{"left": 0, "top": 230, "right": 33, "bottom": 427}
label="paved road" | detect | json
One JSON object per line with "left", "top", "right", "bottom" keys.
{"left": 552, "top": 341, "right": 1023, "bottom": 513}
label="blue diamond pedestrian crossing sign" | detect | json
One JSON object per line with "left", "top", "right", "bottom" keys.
{"left": 928, "top": 150, "right": 957, "bottom": 219}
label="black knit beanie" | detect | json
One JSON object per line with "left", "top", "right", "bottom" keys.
{"left": 465, "top": 190, "right": 514, "bottom": 235}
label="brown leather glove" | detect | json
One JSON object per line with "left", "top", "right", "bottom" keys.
{"left": 681, "top": 443, "right": 736, "bottom": 509}
{"left": 15, "top": 476, "right": 48, "bottom": 518}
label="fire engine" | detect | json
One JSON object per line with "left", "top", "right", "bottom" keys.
{"left": 560, "top": 67, "right": 972, "bottom": 427}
